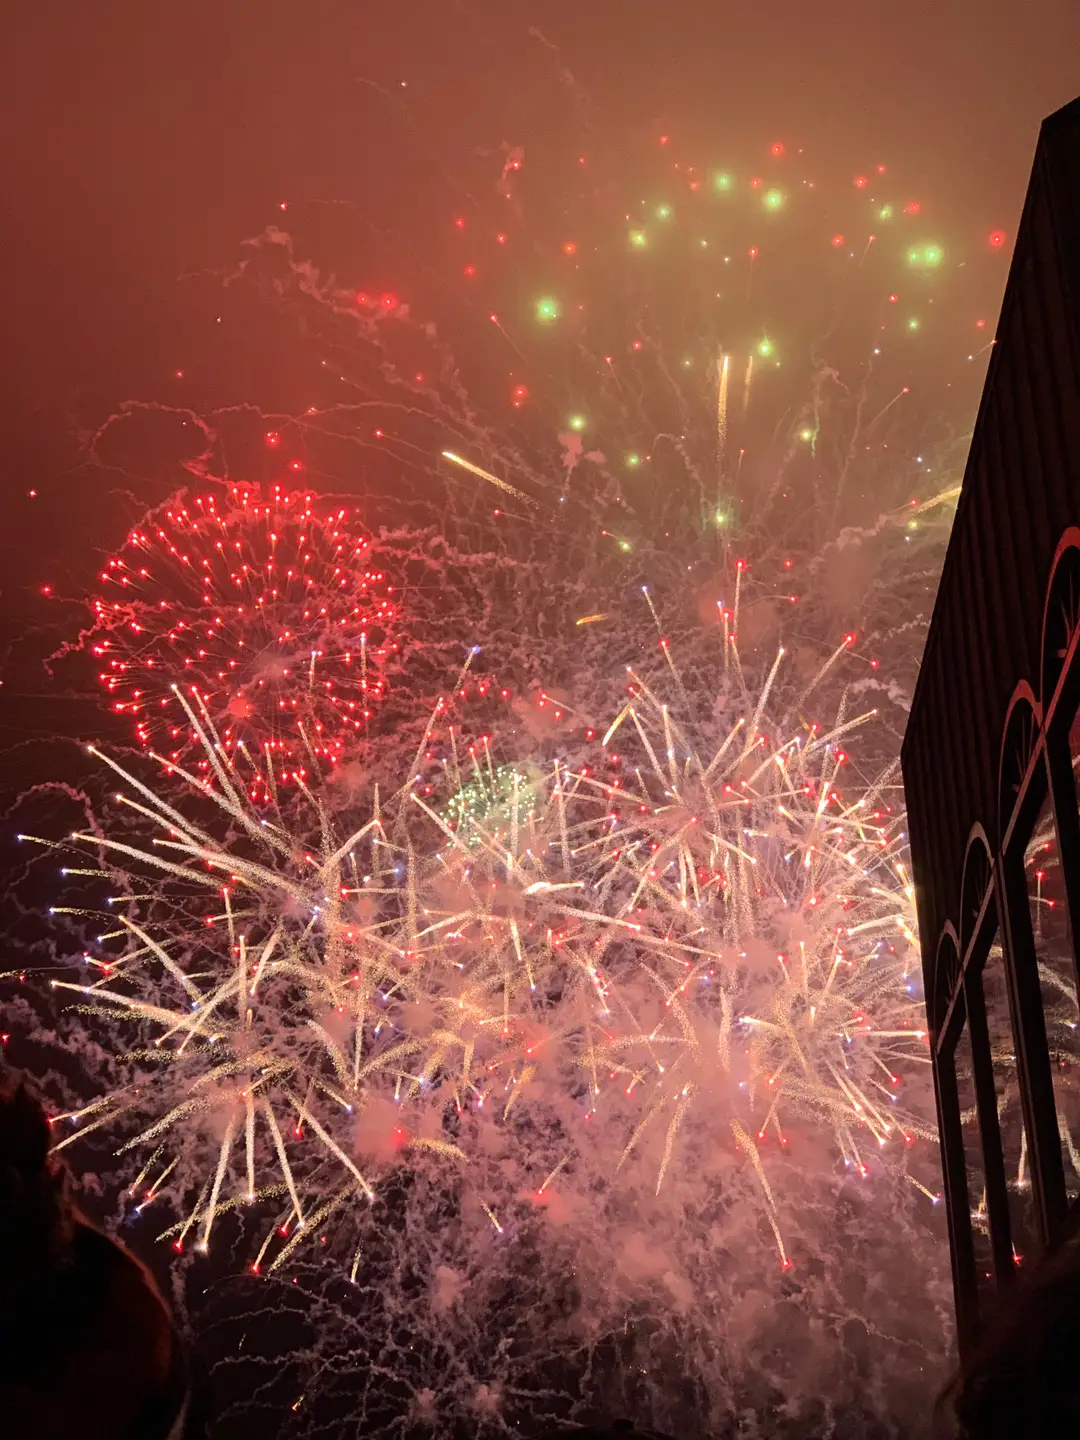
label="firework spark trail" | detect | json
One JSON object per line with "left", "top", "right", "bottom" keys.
{"left": 441, "top": 451, "right": 537, "bottom": 507}
{"left": 715, "top": 348, "right": 730, "bottom": 497}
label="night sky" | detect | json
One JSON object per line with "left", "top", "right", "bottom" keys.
{"left": 4, "top": 2, "right": 1079, "bottom": 448}
{"left": 1, "top": 6, "right": 1078, "bottom": 1433}
{"left": 1, "top": 0, "right": 1076, "bottom": 729}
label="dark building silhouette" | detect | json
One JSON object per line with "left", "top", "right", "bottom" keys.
{"left": 902, "top": 95, "right": 1080, "bottom": 1348}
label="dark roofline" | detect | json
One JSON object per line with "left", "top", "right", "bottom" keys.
{"left": 904, "top": 95, "right": 1080, "bottom": 759}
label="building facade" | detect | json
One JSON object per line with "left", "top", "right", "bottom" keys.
{"left": 902, "top": 96, "right": 1080, "bottom": 1347}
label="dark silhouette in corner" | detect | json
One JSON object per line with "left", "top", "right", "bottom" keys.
{"left": 0, "top": 1070, "right": 207, "bottom": 1439}
{"left": 937, "top": 1234, "right": 1080, "bottom": 1436}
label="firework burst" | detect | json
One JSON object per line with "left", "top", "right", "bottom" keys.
{"left": 30, "top": 614, "right": 930, "bottom": 1276}
{"left": 443, "top": 618, "right": 938, "bottom": 1265}
{"left": 24, "top": 688, "right": 467, "bottom": 1269}
{"left": 214, "top": 132, "right": 1006, "bottom": 734}
{"left": 89, "top": 484, "right": 399, "bottom": 792}
{"left": 555, "top": 636, "right": 935, "bottom": 1262}
{"left": 10, "top": 83, "right": 996, "bottom": 1435}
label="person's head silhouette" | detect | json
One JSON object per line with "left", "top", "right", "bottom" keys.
{"left": 0, "top": 1069, "right": 202, "bottom": 1439}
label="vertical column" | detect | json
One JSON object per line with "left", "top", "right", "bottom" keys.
{"left": 935, "top": 1019, "right": 980, "bottom": 1348}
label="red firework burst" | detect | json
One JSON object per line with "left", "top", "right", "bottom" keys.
{"left": 90, "top": 486, "right": 398, "bottom": 785}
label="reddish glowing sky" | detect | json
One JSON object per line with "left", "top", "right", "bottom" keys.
{"left": 0, "top": 0, "right": 1076, "bottom": 656}
{"left": 3, "top": 1, "right": 1078, "bottom": 415}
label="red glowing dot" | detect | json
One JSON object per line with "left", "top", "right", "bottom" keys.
{"left": 278, "top": 201, "right": 288, "bottom": 211}
{"left": 750, "top": 176, "right": 762, "bottom": 189}
{"left": 454, "top": 216, "right": 466, "bottom": 230}
{"left": 988, "top": 228, "right": 1007, "bottom": 249}
{"left": 562, "top": 241, "right": 577, "bottom": 256}
{"left": 831, "top": 234, "right": 845, "bottom": 248}
{"left": 41, "top": 584, "right": 53, "bottom": 597}
{"left": 511, "top": 384, "right": 528, "bottom": 407}
{"left": 976, "top": 319, "right": 986, "bottom": 329}
{"left": 463, "top": 264, "right": 476, "bottom": 277}
{"left": 889, "top": 293, "right": 898, "bottom": 304}
{"left": 489, "top": 313, "right": 499, "bottom": 324}
{"left": 380, "top": 293, "right": 397, "bottom": 309}
{"left": 289, "top": 460, "right": 303, "bottom": 472}
{"left": 265, "top": 432, "right": 280, "bottom": 446}
{"left": 374, "top": 429, "right": 383, "bottom": 438}
{"left": 854, "top": 175, "right": 868, "bottom": 188}
{"left": 495, "top": 233, "right": 506, "bottom": 244}
{"left": 770, "top": 141, "right": 784, "bottom": 157}
{"left": 904, "top": 201, "right": 921, "bottom": 215}
{"left": 876, "top": 163, "right": 887, "bottom": 174}
{"left": 659, "top": 134, "right": 670, "bottom": 146}
{"left": 748, "top": 246, "right": 759, "bottom": 259}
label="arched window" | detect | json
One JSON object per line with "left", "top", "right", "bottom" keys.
{"left": 1040, "top": 531, "right": 1080, "bottom": 720}
{"left": 998, "top": 686, "right": 1041, "bottom": 843}
{"left": 960, "top": 831, "right": 994, "bottom": 962}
